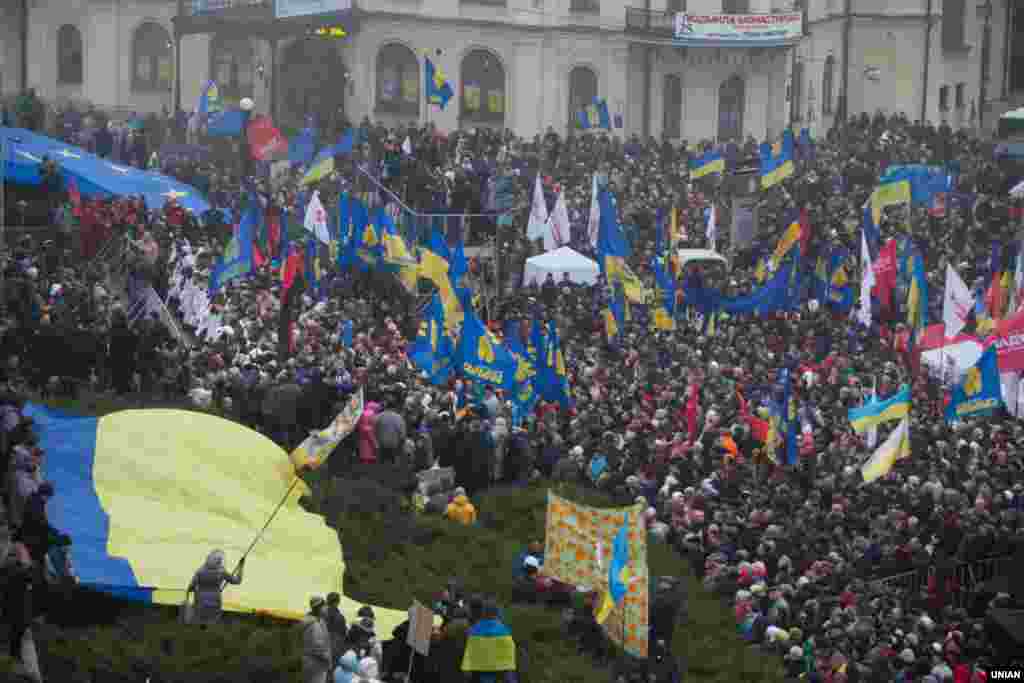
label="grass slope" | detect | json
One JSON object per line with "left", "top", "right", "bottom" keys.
{"left": 4, "top": 392, "right": 783, "bottom": 683}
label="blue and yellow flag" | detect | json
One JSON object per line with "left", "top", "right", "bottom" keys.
{"left": 378, "top": 208, "right": 418, "bottom": 292}
{"left": 770, "top": 208, "right": 803, "bottom": 268}
{"left": 425, "top": 57, "right": 454, "bottom": 110}
{"left": 651, "top": 255, "right": 676, "bottom": 331}
{"left": 409, "top": 294, "right": 454, "bottom": 385}
{"left": 945, "top": 345, "right": 1003, "bottom": 422}
{"left": 197, "top": 80, "right": 222, "bottom": 116}
{"left": 503, "top": 319, "right": 539, "bottom": 415}
{"left": 528, "top": 313, "right": 548, "bottom": 370}
{"left": 419, "top": 228, "right": 461, "bottom": 324}
{"left": 906, "top": 246, "right": 929, "bottom": 348}
{"left": 759, "top": 130, "right": 795, "bottom": 189}
{"left": 450, "top": 238, "right": 468, "bottom": 287}
{"left": 454, "top": 303, "right": 516, "bottom": 393}
{"left": 461, "top": 618, "right": 517, "bottom": 672}
{"left": 870, "top": 179, "right": 911, "bottom": 224}
{"left": 766, "top": 367, "right": 798, "bottom": 465}
{"left": 538, "top": 320, "right": 571, "bottom": 408}
{"left": 595, "top": 515, "right": 633, "bottom": 625}
{"left": 336, "top": 193, "right": 352, "bottom": 268}
{"left": 690, "top": 150, "right": 725, "bottom": 179}
{"left": 209, "top": 199, "right": 256, "bottom": 293}
{"left": 848, "top": 385, "right": 911, "bottom": 433}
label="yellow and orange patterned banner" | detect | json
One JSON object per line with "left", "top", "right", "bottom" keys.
{"left": 542, "top": 492, "right": 649, "bottom": 658}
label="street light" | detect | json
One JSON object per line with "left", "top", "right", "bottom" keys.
{"left": 978, "top": 0, "right": 993, "bottom": 130}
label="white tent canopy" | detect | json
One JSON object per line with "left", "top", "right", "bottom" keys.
{"left": 523, "top": 246, "right": 600, "bottom": 286}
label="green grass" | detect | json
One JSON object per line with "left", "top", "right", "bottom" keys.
{"left": 22, "top": 391, "right": 784, "bottom": 683}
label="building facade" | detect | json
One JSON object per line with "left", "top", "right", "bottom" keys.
{"left": 0, "top": 0, "right": 1018, "bottom": 141}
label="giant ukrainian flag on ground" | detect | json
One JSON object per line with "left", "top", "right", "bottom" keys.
{"left": 21, "top": 404, "right": 407, "bottom": 634}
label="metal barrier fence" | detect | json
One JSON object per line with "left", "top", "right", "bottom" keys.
{"left": 867, "top": 555, "right": 1013, "bottom": 608}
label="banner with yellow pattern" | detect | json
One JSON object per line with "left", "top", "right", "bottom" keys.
{"left": 542, "top": 492, "right": 649, "bottom": 658}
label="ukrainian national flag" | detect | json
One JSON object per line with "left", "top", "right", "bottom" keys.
{"left": 770, "top": 208, "right": 803, "bottom": 269}
{"left": 759, "top": 131, "right": 795, "bottom": 189}
{"left": 690, "top": 150, "right": 725, "bottom": 179}
{"left": 418, "top": 232, "right": 461, "bottom": 327}
{"left": 870, "top": 179, "right": 911, "bottom": 224}
{"left": 860, "top": 416, "right": 911, "bottom": 484}
{"left": 945, "top": 345, "right": 1003, "bottom": 422}
{"left": 425, "top": 57, "right": 454, "bottom": 110}
{"left": 906, "top": 247, "right": 929, "bottom": 347}
{"left": 848, "top": 385, "right": 911, "bottom": 433}
{"left": 379, "top": 210, "right": 418, "bottom": 292}
{"left": 651, "top": 256, "right": 676, "bottom": 331}
{"left": 461, "top": 619, "right": 517, "bottom": 673}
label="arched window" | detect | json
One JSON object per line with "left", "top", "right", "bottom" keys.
{"left": 663, "top": 74, "right": 682, "bottom": 138}
{"left": 568, "top": 66, "right": 598, "bottom": 127}
{"left": 822, "top": 55, "right": 834, "bottom": 115}
{"left": 210, "top": 35, "right": 254, "bottom": 104}
{"left": 791, "top": 60, "right": 804, "bottom": 122}
{"left": 132, "top": 22, "right": 173, "bottom": 92}
{"left": 718, "top": 75, "right": 745, "bottom": 141}
{"left": 57, "top": 25, "right": 83, "bottom": 85}
{"left": 460, "top": 49, "right": 505, "bottom": 126}
{"left": 376, "top": 43, "right": 420, "bottom": 115}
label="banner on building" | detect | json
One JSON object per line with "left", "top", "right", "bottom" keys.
{"left": 274, "top": 0, "right": 353, "bottom": 18}
{"left": 542, "top": 492, "right": 649, "bottom": 658}
{"left": 673, "top": 13, "right": 803, "bottom": 47}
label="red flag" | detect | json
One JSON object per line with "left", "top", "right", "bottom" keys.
{"left": 873, "top": 239, "right": 898, "bottom": 312}
{"left": 68, "top": 178, "right": 82, "bottom": 217}
{"left": 799, "top": 206, "right": 811, "bottom": 256}
{"left": 253, "top": 242, "right": 266, "bottom": 269}
{"left": 985, "top": 272, "right": 1007, "bottom": 320}
{"left": 265, "top": 209, "right": 281, "bottom": 260}
{"left": 685, "top": 383, "right": 700, "bottom": 441}
{"left": 247, "top": 115, "right": 288, "bottom": 162}
{"left": 736, "top": 388, "right": 769, "bottom": 443}
{"left": 280, "top": 246, "right": 304, "bottom": 302}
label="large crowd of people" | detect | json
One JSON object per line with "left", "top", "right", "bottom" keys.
{"left": 3, "top": 92, "right": 1024, "bottom": 683}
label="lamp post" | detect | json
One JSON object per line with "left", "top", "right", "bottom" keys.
{"left": 978, "top": 0, "right": 993, "bottom": 132}
{"left": 239, "top": 96, "right": 254, "bottom": 178}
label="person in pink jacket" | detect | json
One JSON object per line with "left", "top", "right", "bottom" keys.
{"left": 357, "top": 401, "right": 381, "bottom": 464}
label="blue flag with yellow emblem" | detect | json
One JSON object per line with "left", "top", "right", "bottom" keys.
{"left": 454, "top": 304, "right": 516, "bottom": 393}
{"left": 945, "top": 345, "right": 1003, "bottom": 422}
{"left": 410, "top": 294, "right": 454, "bottom": 386}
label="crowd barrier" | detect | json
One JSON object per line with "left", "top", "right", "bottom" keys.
{"left": 867, "top": 555, "right": 1013, "bottom": 607}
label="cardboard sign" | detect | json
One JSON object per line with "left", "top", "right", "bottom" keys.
{"left": 406, "top": 600, "right": 434, "bottom": 656}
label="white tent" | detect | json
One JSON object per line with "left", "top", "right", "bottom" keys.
{"left": 522, "top": 246, "right": 600, "bottom": 286}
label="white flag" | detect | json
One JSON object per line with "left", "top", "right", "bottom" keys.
{"left": 587, "top": 175, "right": 601, "bottom": 249}
{"left": 858, "top": 229, "right": 876, "bottom": 328}
{"left": 546, "top": 192, "right": 571, "bottom": 251}
{"left": 303, "top": 190, "right": 332, "bottom": 245}
{"left": 402, "top": 136, "right": 413, "bottom": 156}
{"left": 705, "top": 204, "right": 717, "bottom": 252}
{"left": 526, "top": 175, "right": 550, "bottom": 241}
{"left": 942, "top": 263, "right": 975, "bottom": 338}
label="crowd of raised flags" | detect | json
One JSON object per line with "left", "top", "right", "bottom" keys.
{"left": 194, "top": 104, "right": 1024, "bottom": 488}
